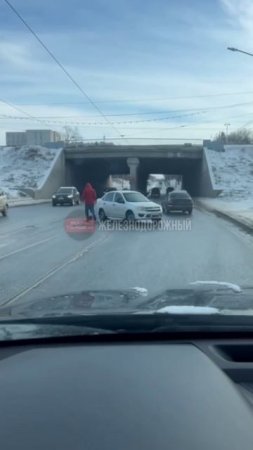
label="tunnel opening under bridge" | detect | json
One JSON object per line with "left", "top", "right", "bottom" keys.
{"left": 146, "top": 174, "right": 183, "bottom": 196}
{"left": 137, "top": 158, "right": 203, "bottom": 197}
{"left": 65, "top": 158, "right": 131, "bottom": 197}
{"left": 64, "top": 147, "right": 211, "bottom": 198}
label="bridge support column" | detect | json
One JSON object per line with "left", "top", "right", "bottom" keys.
{"left": 127, "top": 157, "right": 139, "bottom": 190}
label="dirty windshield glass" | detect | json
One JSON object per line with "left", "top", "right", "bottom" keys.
{"left": 1, "top": 0, "right": 253, "bottom": 338}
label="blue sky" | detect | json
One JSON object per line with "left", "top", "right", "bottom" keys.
{"left": 0, "top": 0, "right": 253, "bottom": 143}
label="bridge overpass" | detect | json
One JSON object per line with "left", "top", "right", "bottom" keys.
{"left": 27, "top": 143, "right": 217, "bottom": 199}
{"left": 64, "top": 143, "right": 213, "bottom": 197}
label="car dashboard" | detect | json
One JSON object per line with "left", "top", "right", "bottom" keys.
{"left": 1, "top": 336, "right": 253, "bottom": 449}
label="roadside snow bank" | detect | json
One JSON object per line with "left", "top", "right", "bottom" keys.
{"left": 206, "top": 145, "right": 253, "bottom": 202}
{"left": 0, "top": 146, "right": 61, "bottom": 198}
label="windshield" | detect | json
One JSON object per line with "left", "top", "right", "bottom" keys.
{"left": 1, "top": 0, "right": 253, "bottom": 340}
{"left": 57, "top": 188, "right": 73, "bottom": 194}
{"left": 123, "top": 192, "right": 149, "bottom": 202}
{"left": 170, "top": 192, "right": 190, "bottom": 199}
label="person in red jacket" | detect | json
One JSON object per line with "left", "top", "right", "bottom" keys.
{"left": 82, "top": 182, "right": 97, "bottom": 221}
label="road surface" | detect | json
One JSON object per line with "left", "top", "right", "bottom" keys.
{"left": 1, "top": 203, "right": 253, "bottom": 307}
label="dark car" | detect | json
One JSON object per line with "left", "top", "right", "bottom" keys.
{"left": 149, "top": 187, "right": 161, "bottom": 199}
{"left": 52, "top": 186, "right": 80, "bottom": 206}
{"left": 166, "top": 186, "right": 174, "bottom": 195}
{"left": 162, "top": 190, "right": 193, "bottom": 215}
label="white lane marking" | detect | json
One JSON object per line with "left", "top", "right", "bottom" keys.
{"left": 2, "top": 235, "right": 109, "bottom": 307}
{"left": 0, "top": 225, "right": 33, "bottom": 239}
{"left": 0, "top": 236, "right": 57, "bottom": 262}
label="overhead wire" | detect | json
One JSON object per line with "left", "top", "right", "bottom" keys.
{"left": 1, "top": 102, "right": 253, "bottom": 128}
{"left": 0, "top": 110, "right": 207, "bottom": 126}
{"left": 0, "top": 98, "right": 53, "bottom": 126}
{"left": 3, "top": 0, "right": 126, "bottom": 140}
{"left": 3, "top": 0, "right": 253, "bottom": 140}
{"left": 14, "top": 90, "right": 253, "bottom": 106}
{"left": 0, "top": 100, "right": 251, "bottom": 121}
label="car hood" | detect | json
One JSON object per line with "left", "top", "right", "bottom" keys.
{"left": 129, "top": 201, "right": 161, "bottom": 208}
{"left": 1, "top": 283, "right": 253, "bottom": 319}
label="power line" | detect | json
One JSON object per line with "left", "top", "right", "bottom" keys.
{"left": 0, "top": 110, "right": 207, "bottom": 126}
{"left": 3, "top": 0, "right": 125, "bottom": 140}
{"left": 1, "top": 99, "right": 253, "bottom": 127}
{"left": 0, "top": 115, "right": 222, "bottom": 131}
{"left": 14, "top": 90, "right": 253, "bottom": 106}
{"left": 72, "top": 100, "right": 253, "bottom": 117}
{"left": 0, "top": 98, "right": 52, "bottom": 126}
{"left": 2, "top": 100, "right": 251, "bottom": 120}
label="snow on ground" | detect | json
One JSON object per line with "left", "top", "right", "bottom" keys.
{"left": 0, "top": 146, "right": 60, "bottom": 198}
{"left": 111, "top": 177, "right": 130, "bottom": 190}
{"left": 206, "top": 145, "right": 253, "bottom": 209}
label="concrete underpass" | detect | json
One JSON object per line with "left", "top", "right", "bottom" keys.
{"left": 65, "top": 158, "right": 130, "bottom": 197}
{"left": 64, "top": 144, "right": 213, "bottom": 197}
{"left": 136, "top": 157, "right": 203, "bottom": 196}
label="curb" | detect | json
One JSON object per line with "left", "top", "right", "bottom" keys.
{"left": 195, "top": 200, "right": 253, "bottom": 234}
{"left": 8, "top": 200, "right": 51, "bottom": 208}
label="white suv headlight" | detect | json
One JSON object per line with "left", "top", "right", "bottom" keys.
{"left": 67, "top": 195, "right": 73, "bottom": 198}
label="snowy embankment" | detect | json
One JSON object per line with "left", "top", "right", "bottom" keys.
{"left": 200, "top": 146, "right": 253, "bottom": 229}
{"left": 0, "top": 146, "right": 60, "bottom": 199}
{"left": 206, "top": 145, "right": 253, "bottom": 208}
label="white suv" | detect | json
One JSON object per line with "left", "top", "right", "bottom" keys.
{"left": 0, "top": 190, "right": 8, "bottom": 217}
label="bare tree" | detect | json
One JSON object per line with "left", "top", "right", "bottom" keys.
{"left": 227, "top": 128, "right": 253, "bottom": 144}
{"left": 214, "top": 128, "right": 253, "bottom": 145}
{"left": 214, "top": 131, "right": 226, "bottom": 144}
{"left": 63, "top": 126, "right": 82, "bottom": 143}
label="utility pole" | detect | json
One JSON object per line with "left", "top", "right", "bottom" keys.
{"left": 224, "top": 123, "right": 230, "bottom": 143}
{"left": 224, "top": 123, "right": 230, "bottom": 135}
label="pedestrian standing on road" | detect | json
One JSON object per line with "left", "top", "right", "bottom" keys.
{"left": 82, "top": 182, "right": 97, "bottom": 221}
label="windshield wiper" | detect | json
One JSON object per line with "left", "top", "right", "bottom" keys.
{"left": 2, "top": 312, "right": 253, "bottom": 335}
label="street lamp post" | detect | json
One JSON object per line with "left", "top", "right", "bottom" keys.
{"left": 227, "top": 47, "right": 253, "bottom": 57}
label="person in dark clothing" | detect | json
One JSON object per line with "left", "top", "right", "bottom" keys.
{"left": 82, "top": 183, "right": 97, "bottom": 220}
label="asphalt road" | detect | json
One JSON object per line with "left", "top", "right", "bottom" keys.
{"left": 1, "top": 203, "right": 253, "bottom": 307}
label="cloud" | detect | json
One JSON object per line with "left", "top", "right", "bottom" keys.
{"left": 221, "top": 0, "right": 253, "bottom": 39}
{"left": 0, "top": 41, "right": 32, "bottom": 69}
{"left": 2, "top": 0, "right": 253, "bottom": 144}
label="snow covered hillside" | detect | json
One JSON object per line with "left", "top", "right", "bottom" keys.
{"left": 0, "top": 146, "right": 61, "bottom": 198}
{"left": 206, "top": 145, "right": 253, "bottom": 206}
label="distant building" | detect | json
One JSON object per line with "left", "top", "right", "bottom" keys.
{"left": 5, "top": 129, "right": 62, "bottom": 146}
{"left": 6, "top": 132, "right": 26, "bottom": 147}
{"left": 26, "top": 130, "right": 62, "bottom": 145}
